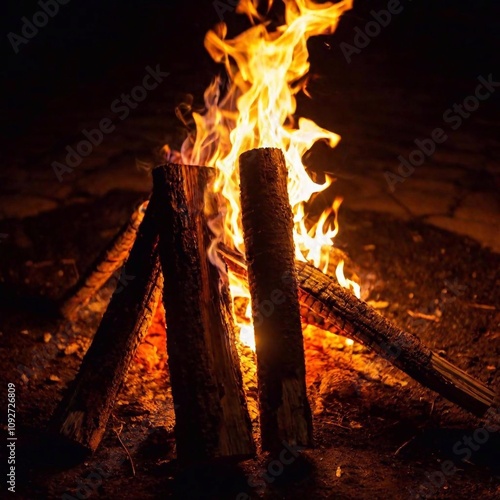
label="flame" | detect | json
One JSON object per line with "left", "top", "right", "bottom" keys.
{"left": 335, "top": 260, "right": 361, "bottom": 299}
{"left": 168, "top": 0, "right": 358, "bottom": 349}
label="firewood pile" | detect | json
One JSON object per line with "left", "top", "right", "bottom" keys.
{"left": 49, "top": 147, "right": 498, "bottom": 463}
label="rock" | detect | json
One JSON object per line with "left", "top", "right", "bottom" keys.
{"left": 319, "top": 369, "right": 360, "bottom": 400}
{"left": 64, "top": 343, "right": 79, "bottom": 355}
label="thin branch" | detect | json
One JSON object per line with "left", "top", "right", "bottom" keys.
{"left": 113, "top": 424, "right": 136, "bottom": 477}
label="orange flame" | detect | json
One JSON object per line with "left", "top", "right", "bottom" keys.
{"left": 168, "top": 0, "right": 357, "bottom": 349}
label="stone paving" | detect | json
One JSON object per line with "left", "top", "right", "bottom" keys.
{"left": 2, "top": 74, "right": 498, "bottom": 254}
{"left": 2, "top": 5, "right": 499, "bottom": 254}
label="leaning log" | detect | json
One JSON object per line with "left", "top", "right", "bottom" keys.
{"left": 297, "top": 261, "right": 498, "bottom": 416}
{"left": 153, "top": 164, "right": 255, "bottom": 463}
{"left": 51, "top": 196, "right": 162, "bottom": 455}
{"left": 218, "top": 245, "right": 498, "bottom": 418}
{"left": 59, "top": 201, "right": 147, "bottom": 320}
{"left": 239, "top": 148, "right": 313, "bottom": 452}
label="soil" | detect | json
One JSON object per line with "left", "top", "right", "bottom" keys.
{"left": 0, "top": 192, "right": 499, "bottom": 500}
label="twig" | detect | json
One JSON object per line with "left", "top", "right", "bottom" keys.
{"left": 26, "top": 260, "right": 54, "bottom": 268}
{"left": 113, "top": 424, "right": 136, "bottom": 477}
{"left": 407, "top": 310, "right": 440, "bottom": 322}
{"left": 466, "top": 303, "right": 496, "bottom": 311}
{"left": 324, "top": 420, "right": 351, "bottom": 430}
{"left": 430, "top": 397, "right": 436, "bottom": 416}
{"left": 394, "top": 435, "right": 416, "bottom": 456}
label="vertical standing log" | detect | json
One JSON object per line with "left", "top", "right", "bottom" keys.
{"left": 153, "top": 164, "right": 255, "bottom": 462}
{"left": 51, "top": 196, "right": 162, "bottom": 456}
{"left": 239, "top": 147, "right": 313, "bottom": 452}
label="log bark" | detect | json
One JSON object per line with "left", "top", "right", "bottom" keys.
{"left": 59, "top": 201, "right": 147, "bottom": 320}
{"left": 297, "top": 261, "right": 498, "bottom": 416}
{"left": 239, "top": 148, "right": 313, "bottom": 452}
{"left": 218, "top": 245, "right": 498, "bottom": 418}
{"left": 153, "top": 163, "right": 255, "bottom": 463}
{"left": 51, "top": 196, "right": 162, "bottom": 455}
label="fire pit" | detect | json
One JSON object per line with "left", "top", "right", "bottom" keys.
{"left": 1, "top": 1, "right": 499, "bottom": 499}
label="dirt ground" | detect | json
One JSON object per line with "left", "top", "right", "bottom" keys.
{"left": 0, "top": 196, "right": 499, "bottom": 500}
{"left": 2, "top": 1, "right": 499, "bottom": 499}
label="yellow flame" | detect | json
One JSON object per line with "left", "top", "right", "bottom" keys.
{"left": 169, "top": 0, "right": 359, "bottom": 348}
{"left": 336, "top": 260, "right": 361, "bottom": 299}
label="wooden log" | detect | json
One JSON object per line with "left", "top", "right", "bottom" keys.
{"left": 218, "top": 244, "right": 498, "bottom": 417}
{"left": 152, "top": 163, "right": 255, "bottom": 463}
{"left": 51, "top": 196, "right": 162, "bottom": 456}
{"left": 239, "top": 148, "right": 313, "bottom": 452}
{"left": 297, "top": 261, "right": 498, "bottom": 416}
{"left": 59, "top": 201, "right": 147, "bottom": 320}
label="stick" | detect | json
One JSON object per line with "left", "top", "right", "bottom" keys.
{"left": 239, "top": 148, "right": 313, "bottom": 452}
{"left": 50, "top": 196, "right": 162, "bottom": 455}
{"left": 218, "top": 244, "right": 498, "bottom": 417}
{"left": 59, "top": 201, "right": 147, "bottom": 320}
{"left": 153, "top": 164, "right": 255, "bottom": 463}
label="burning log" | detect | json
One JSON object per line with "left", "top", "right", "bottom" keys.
{"left": 152, "top": 164, "right": 255, "bottom": 462}
{"left": 59, "top": 201, "right": 147, "bottom": 319}
{"left": 239, "top": 148, "right": 313, "bottom": 452}
{"left": 51, "top": 151, "right": 496, "bottom": 462}
{"left": 219, "top": 245, "right": 498, "bottom": 418}
{"left": 51, "top": 196, "right": 162, "bottom": 455}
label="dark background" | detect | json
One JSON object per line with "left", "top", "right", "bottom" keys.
{"left": 1, "top": 3, "right": 499, "bottom": 499}
{"left": 2, "top": 0, "right": 499, "bottom": 141}
{"left": 2, "top": 0, "right": 499, "bottom": 264}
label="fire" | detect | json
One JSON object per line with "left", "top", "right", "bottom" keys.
{"left": 167, "top": 0, "right": 358, "bottom": 349}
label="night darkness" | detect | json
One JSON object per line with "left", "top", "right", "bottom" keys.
{"left": 1, "top": 1, "right": 499, "bottom": 499}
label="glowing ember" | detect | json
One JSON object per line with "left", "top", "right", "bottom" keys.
{"left": 167, "top": 0, "right": 358, "bottom": 349}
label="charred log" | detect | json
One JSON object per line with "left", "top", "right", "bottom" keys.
{"left": 297, "top": 261, "right": 498, "bottom": 417}
{"left": 51, "top": 196, "right": 162, "bottom": 455}
{"left": 239, "top": 148, "right": 313, "bottom": 452}
{"left": 153, "top": 164, "right": 255, "bottom": 463}
{"left": 59, "top": 201, "right": 147, "bottom": 320}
